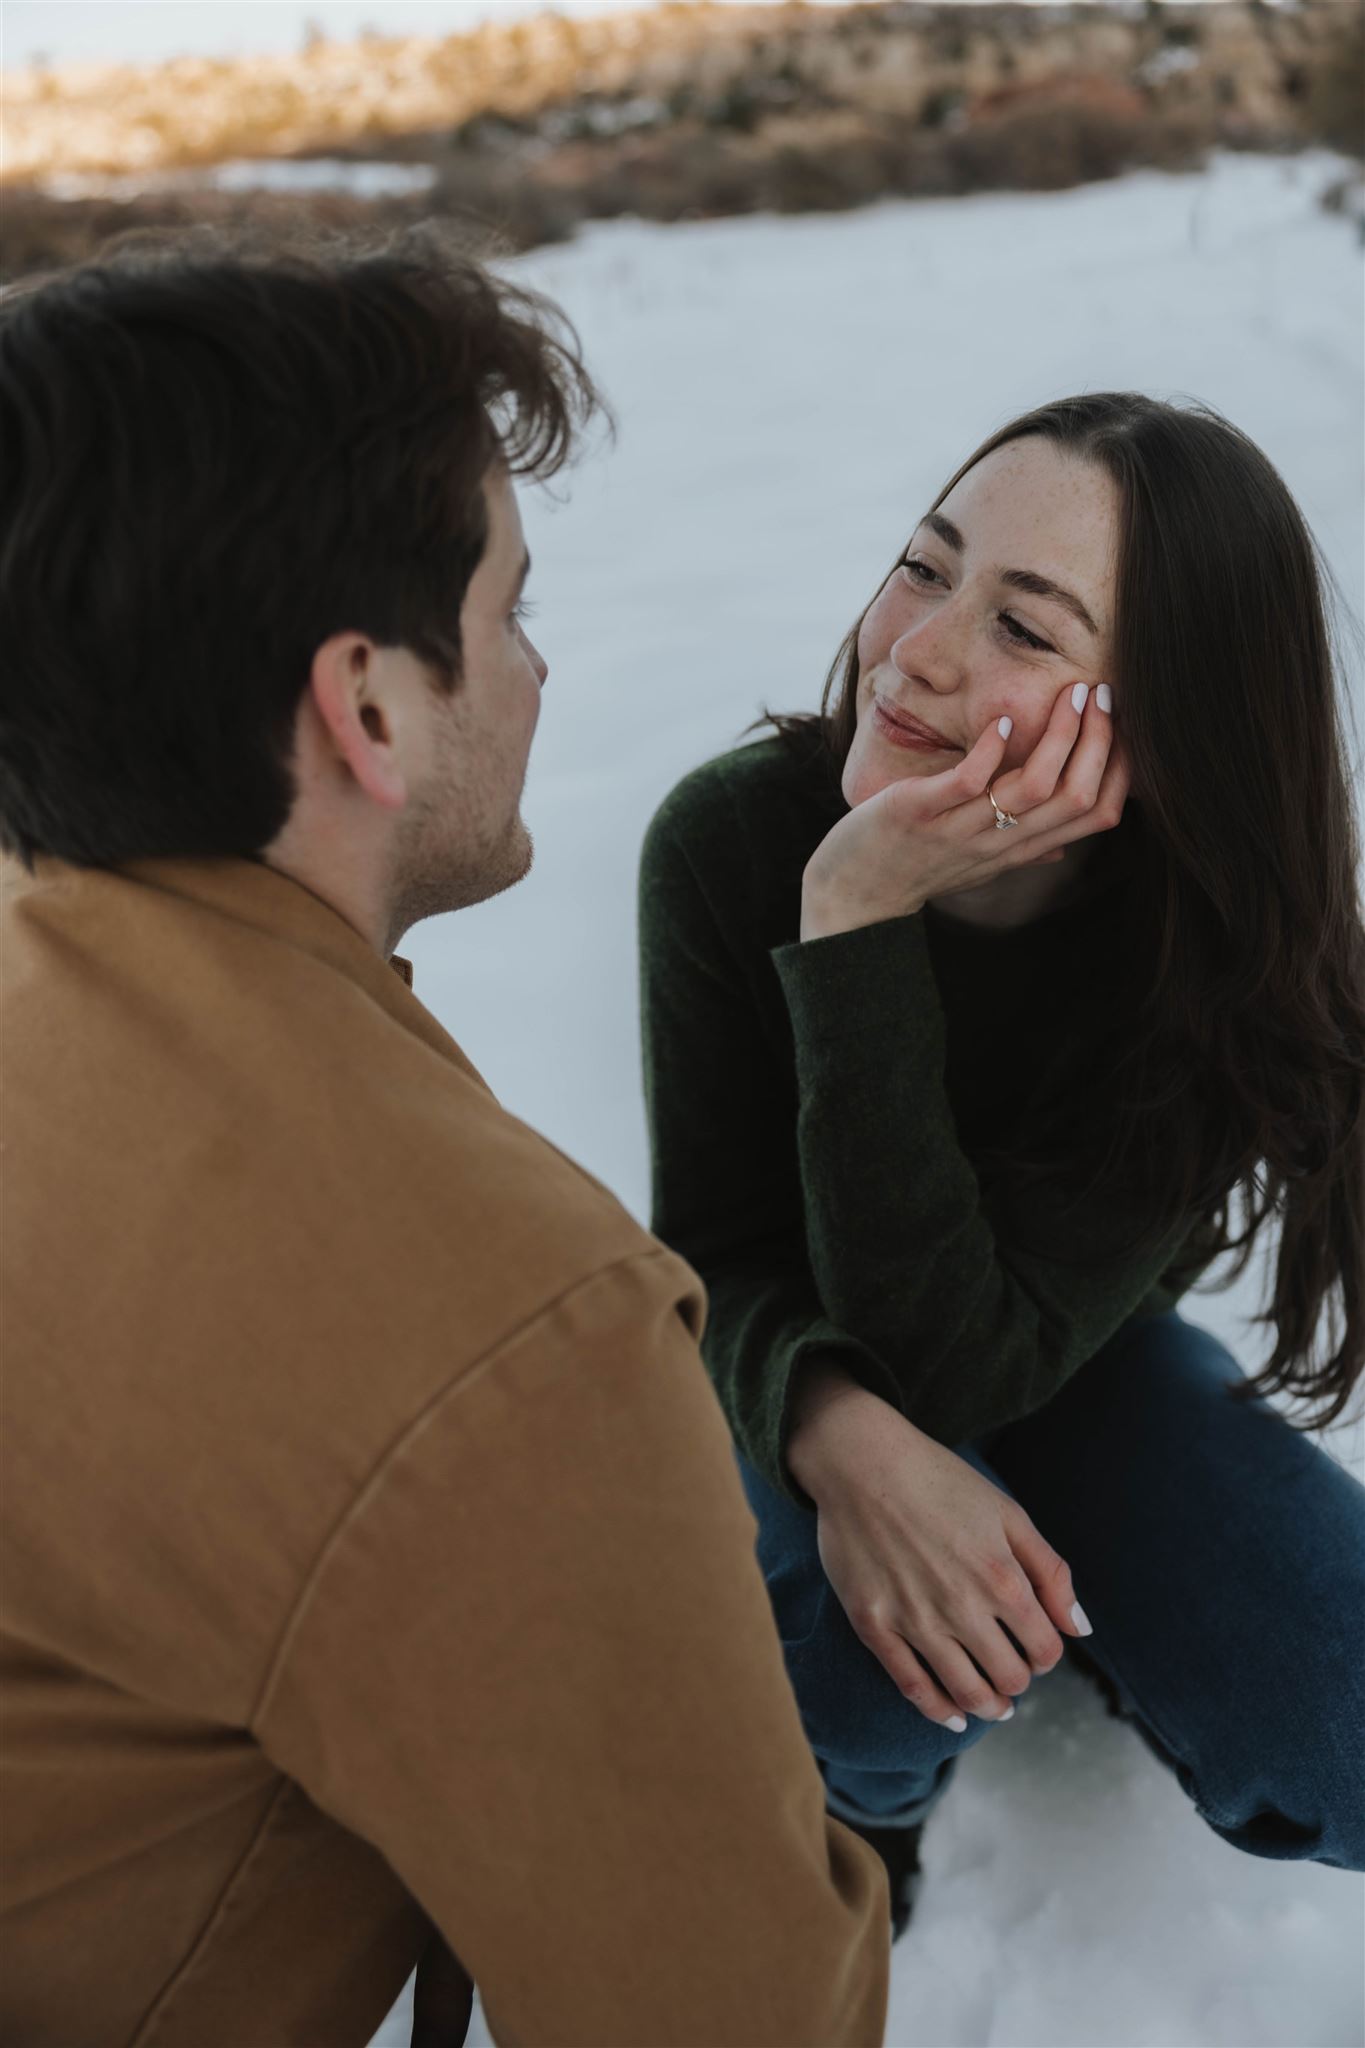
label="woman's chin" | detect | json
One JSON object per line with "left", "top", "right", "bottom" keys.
{"left": 842, "top": 748, "right": 935, "bottom": 810}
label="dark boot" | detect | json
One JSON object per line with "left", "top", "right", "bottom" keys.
{"left": 836, "top": 1816, "right": 926, "bottom": 1942}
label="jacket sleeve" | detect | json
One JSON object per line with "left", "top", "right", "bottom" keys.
{"left": 253, "top": 1249, "right": 888, "bottom": 2048}
{"left": 639, "top": 784, "right": 1201, "bottom": 1495}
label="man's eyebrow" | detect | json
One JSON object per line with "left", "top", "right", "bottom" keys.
{"left": 917, "top": 511, "right": 1097, "bottom": 638}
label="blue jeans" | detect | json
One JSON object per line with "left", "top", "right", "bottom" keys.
{"left": 740, "top": 1313, "right": 1365, "bottom": 1868}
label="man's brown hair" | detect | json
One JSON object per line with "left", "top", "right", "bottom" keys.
{"left": 0, "top": 226, "right": 601, "bottom": 868}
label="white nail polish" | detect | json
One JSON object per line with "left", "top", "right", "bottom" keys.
{"left": 1096, "top": 683, "right": 1113, "bottom": 714}
{"left": 946, "top": 1714, "right": 968, "bottom": 1733}
{"left": 1071, "top": 683, "right": 1089, "bottom": 714}
{"left": 997, "top": 1704, "right": 1015, "bottom": 1722}
{"left": 1071, "top": 1602, "right": 1093, "bottom": 1637}
{"left": 997, "top": 715, "right": 1013, "bottom": 739}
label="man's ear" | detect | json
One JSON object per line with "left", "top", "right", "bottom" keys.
{"left": 307, "top": 633, "right": 407, "bottom": 811}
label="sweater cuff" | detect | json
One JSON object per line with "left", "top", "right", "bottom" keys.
{"left": 764, "top": 1331, "right": 907, "bottom": 1509}
{"left": 771, "top": 912, "right": 942, "bottom": 1053}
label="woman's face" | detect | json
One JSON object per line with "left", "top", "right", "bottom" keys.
{"left": 842, "top": 437, "right": 1120, "bottom": 809}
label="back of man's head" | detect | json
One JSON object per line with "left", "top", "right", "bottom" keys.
{"left": 0, "top": 228, "right": 598, "bottom": 871}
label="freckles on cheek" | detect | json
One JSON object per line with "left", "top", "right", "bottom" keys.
{"left": 995, "top": 686, "right": 1054, "bottom": 759}
{"left": 856, "top": 586, "right": 898, "bottom": 667}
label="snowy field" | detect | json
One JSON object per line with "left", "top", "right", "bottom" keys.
{"left": 372, "top": 154, "right": 1365, "bottom": 2048}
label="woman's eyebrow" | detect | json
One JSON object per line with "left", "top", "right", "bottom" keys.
{"left": 1000, "top": 567, "right": 1098, "bottom": 637}
{"left": 919, "top": 511, "right": 1097, "bottom": 637}
{"left": 923, "top": 511, "right": 965, "bottom": 551}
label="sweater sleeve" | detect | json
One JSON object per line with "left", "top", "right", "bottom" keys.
{"left": 771, "top": 912, "right": 1201, "bottom": 1452}
{"left": 640, "top": 765, "right": 1202, "bottom": 1495}
{"left": 255, "top": 1252, "right": 888, "bottom": 2048}
{"left": 639, "top": 788, "right": 905, "bottom": 1494}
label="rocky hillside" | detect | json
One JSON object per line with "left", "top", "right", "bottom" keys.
{"left": 3, "top": 1, "right": 1360, "bottom": 281}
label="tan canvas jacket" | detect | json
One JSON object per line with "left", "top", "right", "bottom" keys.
{"left": 0, "top": 854, "right": 887, "bottom": 2048}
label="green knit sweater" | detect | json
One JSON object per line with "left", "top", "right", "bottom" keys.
{"left": 638, "top": 733, "right": 1215, "bottom": 1498}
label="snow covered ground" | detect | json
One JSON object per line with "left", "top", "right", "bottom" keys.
{"left": 371, "top": 153, "right": 1365, "bottom": 2047}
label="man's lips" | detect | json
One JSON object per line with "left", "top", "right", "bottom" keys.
{"left": 872, "top": 697, "right": 962, "bottom": 753}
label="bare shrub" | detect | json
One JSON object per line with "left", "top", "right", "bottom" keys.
{"left": 944, "top": 100, "right": 1208, "bottom": 193}
{"left": 764, "top": 130, "right": 908, "bottom": 212}
{"left": 0, "top": 186, "right": 411, "bottom": 285}
{"left": 0, "top": 175, "right": 576, "bottom": 287}
{"left": 1303, "top": 7, "right": 1365, "bottom": 156}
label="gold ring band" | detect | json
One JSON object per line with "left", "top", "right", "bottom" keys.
{"left": 987, "top": 783, "right": 1019, "bottom": 831}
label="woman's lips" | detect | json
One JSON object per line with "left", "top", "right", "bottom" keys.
{"left": 872, "top": 699, "right": 960, "bottom": 753}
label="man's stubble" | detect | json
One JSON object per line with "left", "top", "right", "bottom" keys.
{"left": 387, "top": 699, "right": 535, "bottom": 944}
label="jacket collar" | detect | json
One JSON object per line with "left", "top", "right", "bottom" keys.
{"left": 9, "top": 850, "right": 418, "bottom": 1007}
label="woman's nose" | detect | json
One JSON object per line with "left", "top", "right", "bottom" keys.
{"left": 889, "top": 600, "right": 970, "bottom": 695}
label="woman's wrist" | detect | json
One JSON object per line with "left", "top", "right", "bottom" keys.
{"left": 799, "top": 871, "right": 926, "bottom": 944}
{"left": 786, "top": 1362, "right": 895, "bottom": 1502}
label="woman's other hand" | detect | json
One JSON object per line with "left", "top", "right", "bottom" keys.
{"left": 786, "top": 1366, "right": 1092, "bottom": 1728}
{"left": 800, "top": 680, "right": 1126, "bottom": 942}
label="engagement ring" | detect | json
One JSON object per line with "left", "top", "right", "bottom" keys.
{"left": 987, "top": 784, "right": 1019, "bottom": 831}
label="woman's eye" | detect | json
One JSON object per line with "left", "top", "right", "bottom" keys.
{"left": 902, "top": 558, "right": 943, "bottom": 587}
{"left": 895, "top": 558, "right": 1055, "bottom": 653}
{"left": 999, "top": 611, "right": 1053, "bottom": 653}
{"left": 512, "top": 598, "right": 538, "bottom": 625}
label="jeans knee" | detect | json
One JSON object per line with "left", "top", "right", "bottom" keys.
{"left": 1187, "top": 1711, "right": 1365, "bottom": 1871}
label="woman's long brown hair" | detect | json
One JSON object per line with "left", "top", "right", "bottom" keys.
{"left": 761, "top": 394, "right": 1365, "bottom": 1424}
